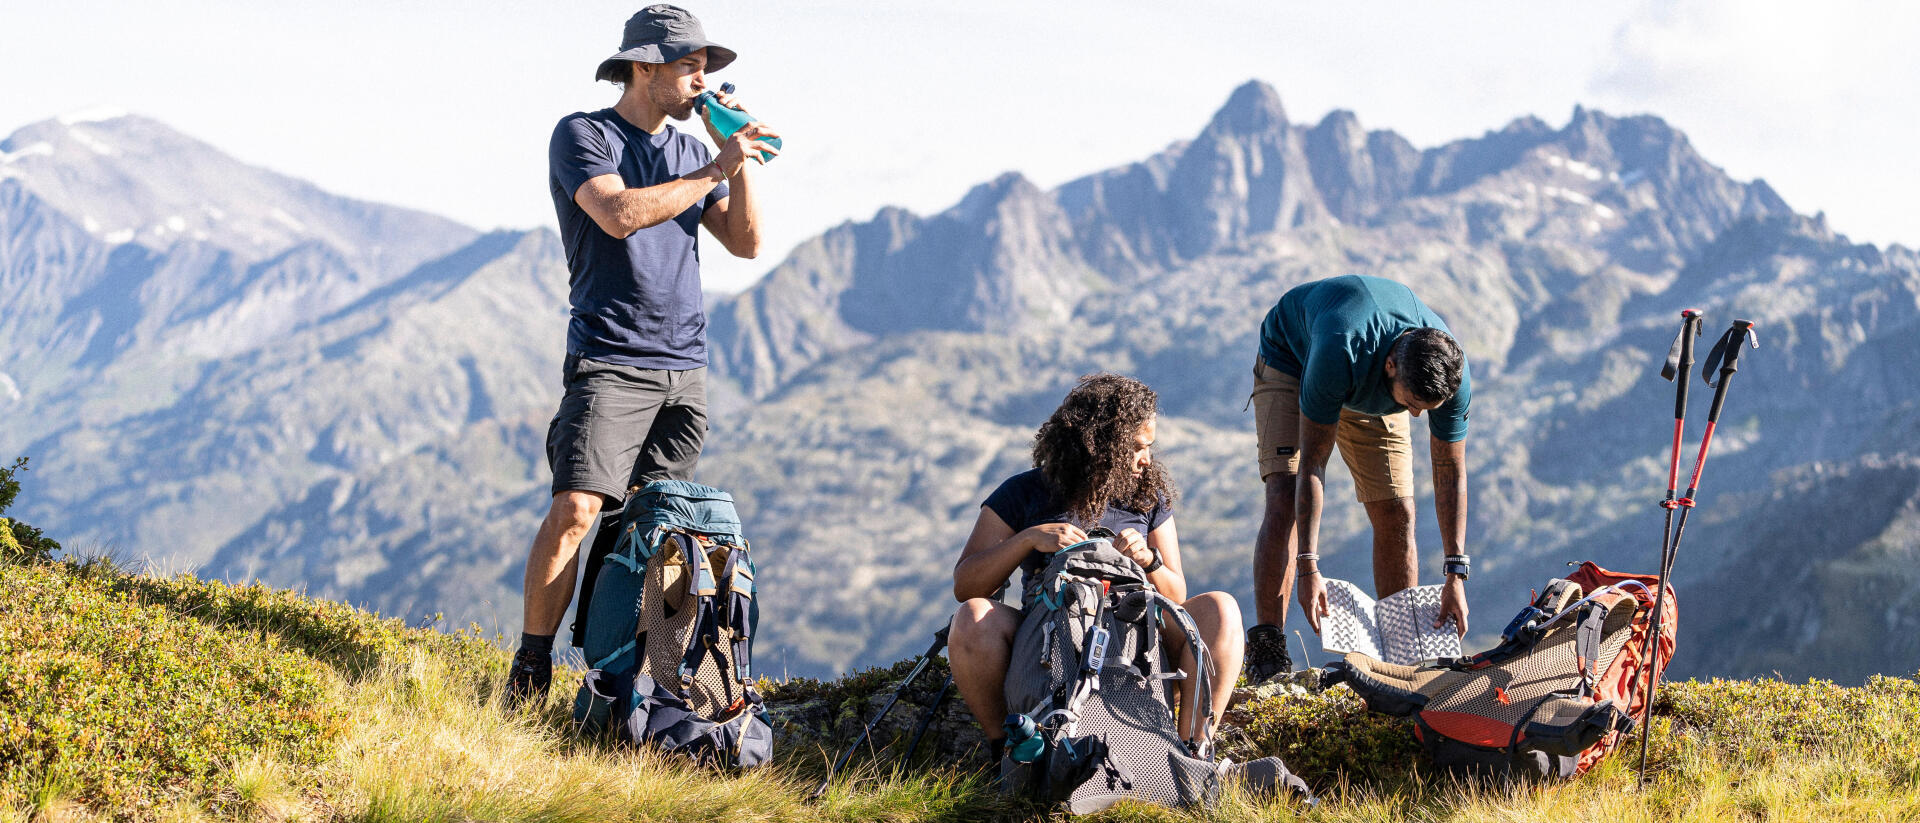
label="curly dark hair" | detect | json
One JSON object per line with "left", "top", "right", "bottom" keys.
{"left": 1031, "top": 373, "right": 1178, "bottom": 526}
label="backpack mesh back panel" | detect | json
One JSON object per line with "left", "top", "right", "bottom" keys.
{"left": 640, "top": 535, "right": 750, "bottom": 717}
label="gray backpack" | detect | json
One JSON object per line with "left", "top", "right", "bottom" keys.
{"left": 999, "top": 538, "right": 1236, "bottom": 813}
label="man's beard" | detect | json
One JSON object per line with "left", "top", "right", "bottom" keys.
{"left": 652, "top": 84, "right": 696, "bottom": 121}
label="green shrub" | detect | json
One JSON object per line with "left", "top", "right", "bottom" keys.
{"left": 0, "top": 457, "right": 59, "bottom": 563}
{"left": 1659, "top": 675, "right": 1920, "bottom": 766}
{"left": 1220, "top": 685, "right": 1425, "bottom": 788}
{"left": 101, "top": 566, "right": 499, "bottom": 679}
{"left": 0, "top": 560, "right": 344, "bottom": 814}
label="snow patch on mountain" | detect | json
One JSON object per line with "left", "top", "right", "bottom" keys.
{"left": 0, "top": 142, "right": 53, "bottom": 164}
{"left": 66, "top": 128, "right": 117, "bottom": 156}
{"left": 1543, "top": 185, "right": 1594, "bottom": 206}
{"left": 270, "top": 208, "right": 306, "bottom": 231}
{"left": 1546, "top": 153, "right": 1607, "bottom": 181}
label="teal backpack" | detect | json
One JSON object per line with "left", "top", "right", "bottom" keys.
{"left": 571, "top": 480, "right": 769, "bottom": 767}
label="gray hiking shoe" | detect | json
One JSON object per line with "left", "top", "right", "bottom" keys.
{"left": 1244, "top": 623, "right": 1293, "bottom": 683}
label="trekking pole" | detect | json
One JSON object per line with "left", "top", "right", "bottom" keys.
{"left": 1669, "top": 319, "right": 1757, "bottom": 564}
{"left": 811, "top": 626, "right": 951, "bottom": 800}
{"left": 1636, "top": 309, "right": 1702, "bottom": 781}
{"left": 902, "top": 674, "right": 955, "bottom": 762}
{"left": 1636, "top": 318, "right": 1758, "bottom": 786}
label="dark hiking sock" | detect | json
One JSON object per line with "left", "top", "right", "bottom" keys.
{"left": 987, "top": 736, "right": 1006, "bottom": 763}
{"left": 518, "top": 632, "right": 555, "bottom": 656}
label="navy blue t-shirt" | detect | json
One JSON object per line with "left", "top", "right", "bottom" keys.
{"left": 982, "top": 468, "right": 1174, "bottom": 593}
{"left": 549, "top": 109, "right": 729, "bottom": 369}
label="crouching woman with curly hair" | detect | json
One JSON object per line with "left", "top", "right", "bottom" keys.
{"left": 949, "top": 373, "right": 1245, "bottom": 757}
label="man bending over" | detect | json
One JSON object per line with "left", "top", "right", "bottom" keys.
{"left": 1242, "top": 274, "right": 1472, "bottom": 680}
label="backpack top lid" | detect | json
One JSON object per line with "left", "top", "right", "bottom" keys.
{"left": 626, "top": 480, "right": 745, "bottom": 544}
{"left": 1024, "top": 538, "right": 1152, "bottom": 607}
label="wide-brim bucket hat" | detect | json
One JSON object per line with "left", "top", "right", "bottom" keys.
{"left": 594, "top": 4, "right": 737, "bottom": 83}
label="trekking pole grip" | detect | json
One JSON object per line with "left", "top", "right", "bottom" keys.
{"left": 1702, "top": 320, "right": 1757, "bottom": 423}
{"left": 1677, "top": 311, "right": 1700, "bottom": 414}
{"left": 1661, "top": 310, "right": 1705, "bottom": 500}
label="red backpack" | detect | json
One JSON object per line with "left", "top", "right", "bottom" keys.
{"left": 1325, "top": 561, "right": 1676, "bottom": 778}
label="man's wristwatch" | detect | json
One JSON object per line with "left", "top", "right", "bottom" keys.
{"left": 1443, "top": 554, "right": 1471, "bottom": 580}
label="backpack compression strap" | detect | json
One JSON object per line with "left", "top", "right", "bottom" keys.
{"left": 718, "top": 545, "right": 756, "bottom": 684}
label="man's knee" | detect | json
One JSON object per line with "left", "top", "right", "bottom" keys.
{"left": 1260, "top": 473, "right": 1297, "bottom": 522}
{"left": 1364, "top": 495, "right": 1416, "bottom": 528}
{"left": 544, "top": 491, "right": 606, "bottom": 540}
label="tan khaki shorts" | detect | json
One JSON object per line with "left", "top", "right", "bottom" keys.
{"left": 1252, "top": 358, "right": 1414, "bottom": 503}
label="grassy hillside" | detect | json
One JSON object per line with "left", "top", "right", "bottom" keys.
{"left": 4, "top": 549, "right": 1918, "bottom": 822}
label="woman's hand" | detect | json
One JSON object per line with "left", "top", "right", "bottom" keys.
{"left": 1115, "top": 527, "right": 1154, "bottom": 568}
{"left": 1023, "top": 523, "right": 1087, "bottom": 554}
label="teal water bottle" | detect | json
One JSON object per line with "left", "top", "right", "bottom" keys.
{"left": 696, "top": 82, "right": 781, "bottom": 163}
{"left": 1004, "top": 714, "right": 1045, "bottom": 763}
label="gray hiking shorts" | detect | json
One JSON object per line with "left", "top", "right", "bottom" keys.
{"left": 546, "top": 354, "right": 707, "bottom": 501}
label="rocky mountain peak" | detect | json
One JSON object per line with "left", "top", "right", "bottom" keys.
{"left": 1206, "top": 80, "right": 1290, "bottom": 137}
{"left": 953, "top": 171, "right": 1044, "bottom": 222}
{"left": 1303, "top": 109, "right": 1418, "bottom": 224}
{"left": 4, "top": 112, "right": 212, "bottom": 159}
{"left": 1311, "top": 109, "right": 1365, "bottom": 149}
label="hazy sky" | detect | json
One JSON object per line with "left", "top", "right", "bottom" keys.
{"left": 3, "top": 1, "right": 1913, "bottom": 292}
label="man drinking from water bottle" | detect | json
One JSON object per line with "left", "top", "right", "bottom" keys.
{"left": 507, "top": 4, "right": 780, "bottom": 707}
